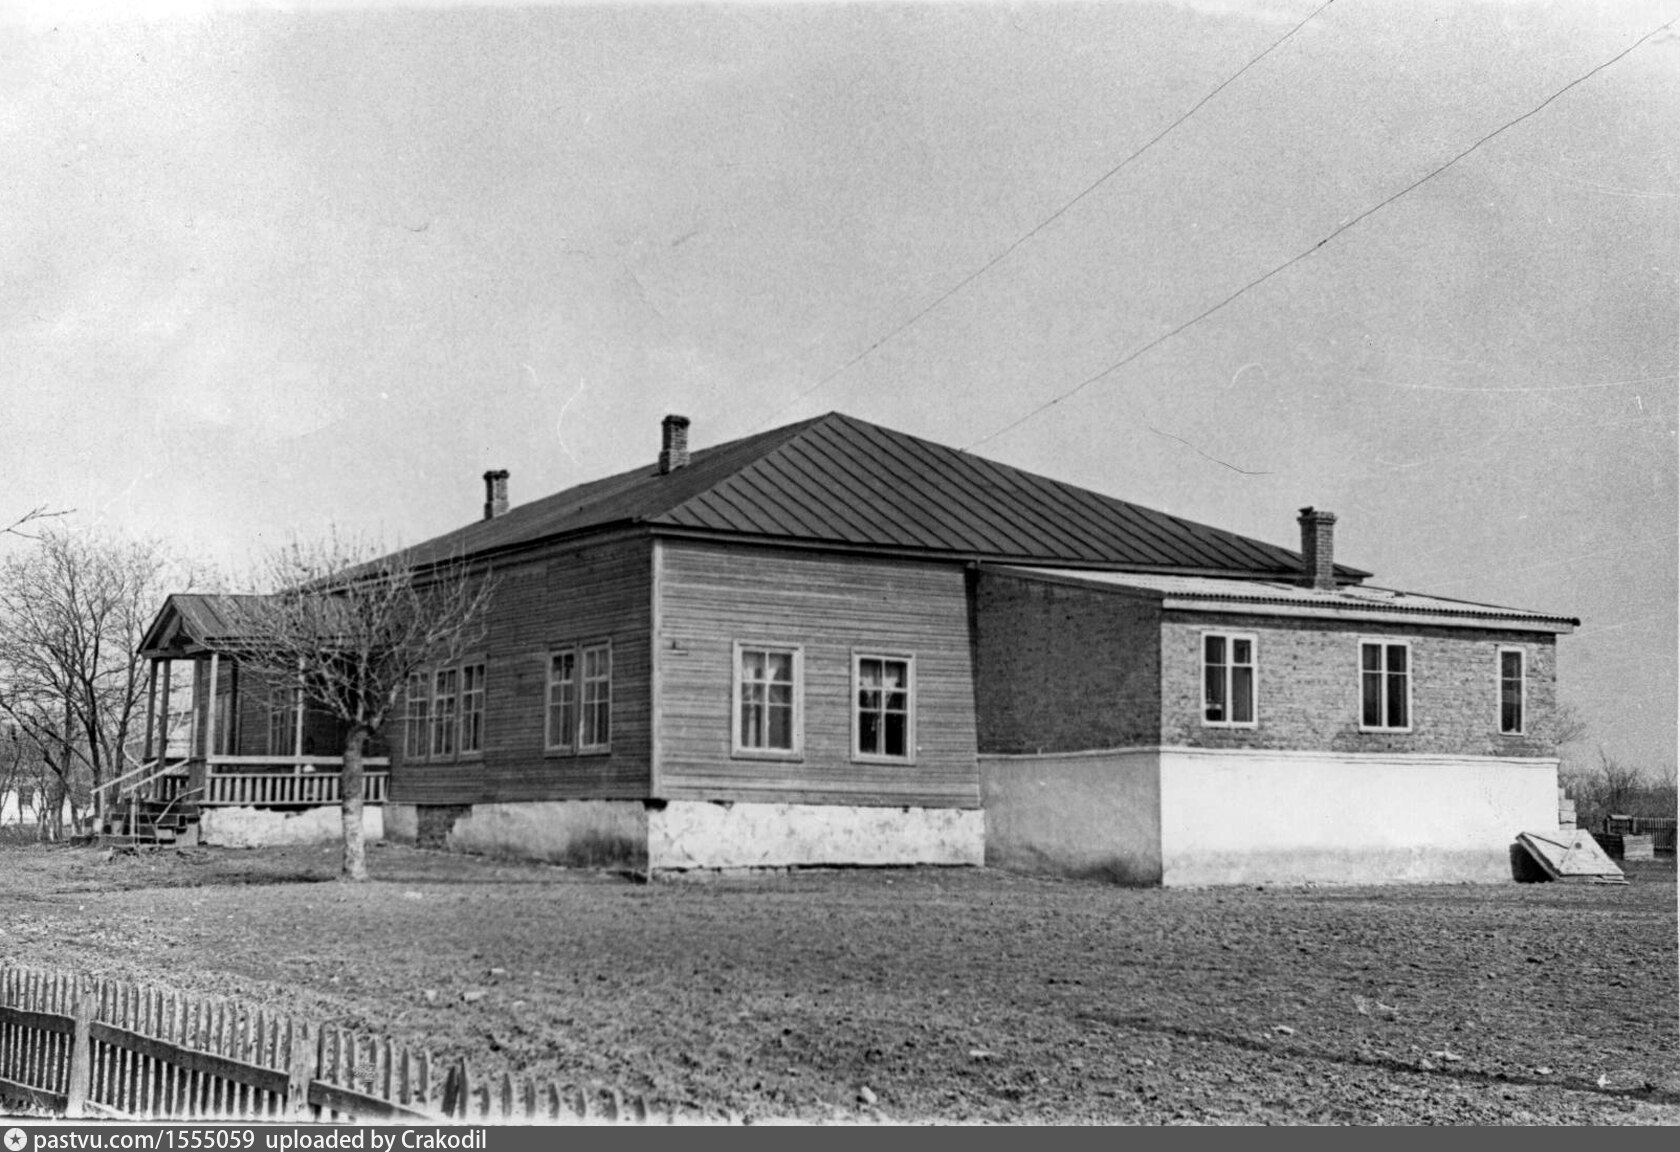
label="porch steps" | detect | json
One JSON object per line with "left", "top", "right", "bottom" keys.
{"left": 101, "top": 798, "right": 200, "bottom": 846}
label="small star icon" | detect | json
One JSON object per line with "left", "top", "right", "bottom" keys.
{"left": 4, "top": 1127, "right": 28, "bottom": 1152}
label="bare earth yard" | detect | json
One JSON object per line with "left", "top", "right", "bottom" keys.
{"left": 1, "top": 842, "right": 1675, "bottom": 1125}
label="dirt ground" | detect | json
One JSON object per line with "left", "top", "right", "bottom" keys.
{"left": 1, "top": 841, "right": 1675, "bottom": 1125}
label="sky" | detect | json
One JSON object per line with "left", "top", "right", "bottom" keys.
{"left": 1, "top": 0, "right": 1675, "bottom": 775}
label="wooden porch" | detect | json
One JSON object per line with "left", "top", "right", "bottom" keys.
{"left": 102, "top": 594, "right": 393, "bottom": 843}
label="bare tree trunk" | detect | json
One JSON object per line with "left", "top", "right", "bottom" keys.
{"left": 340, "top": 724, "right": 369, "bottom": 882}
{"left": 43, "top": 774, "right": 64, "bottom": 843}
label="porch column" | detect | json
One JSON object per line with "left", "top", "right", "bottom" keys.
{"left": 157, "top": 659, "right": 173, "bottom": 760}
{"left": 293, "top": 660, "right": 305, "bottom": 760}
{"left": 204, "top": 652, "right": 220, "bottom": 760}
{"left": 142, "top": 660, "right": 157, "bottom": 768}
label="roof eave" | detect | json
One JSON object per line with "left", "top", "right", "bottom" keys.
{"left": 1157, "top": 597, "right": 1578, "bottom": 634}
{"left": 648, "top": 524, "right": 1340, "bottom": 579}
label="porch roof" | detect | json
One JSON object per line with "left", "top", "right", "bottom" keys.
{"left": 138, "top": 593, "right": 272, "bottom": 658}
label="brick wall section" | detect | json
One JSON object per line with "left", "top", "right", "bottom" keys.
{"left": 971, "top": 571, "right": 1162, "bottom": 754}
{"left": 1159, "top": 610, "right": 1560, "bottom": 756}
{"left": 415, "top": 804, "right": 471, "bottom": 848}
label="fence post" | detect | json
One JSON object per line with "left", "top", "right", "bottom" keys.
{"left": 65, "top": 977, "right": 94, "bottom": 1118}
{"left": 285, "top": 1020, "right": 314, "bottom": 1119}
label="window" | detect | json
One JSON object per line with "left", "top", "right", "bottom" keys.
{"left": 545, "top": 649, "right": 577, "bottom": 752}
{"left": 581, "top": 642, "right": 612, "bottom": 751}
{"left": 1360, "top": 640, "right": 1411, "bottom": 731}
{"left": 403, "top": 671, "right": 430, "bottom": 760}
{"left": 853, "top": 653, "right": 914, "bottom": 762}
{"left": 546, "top": 641, "right": 611, "bottom": 754}
{"left": 431, "top": 667, "right": 459, "bottom": 757}
{"left": 1202, "top": 632, "right": 1257, "bottom": 726}
{"left": 1499, "top": 648, "right": 1525, "bottom": 735}
{"left": 406, "top": 659, "right": 486, "bottom": 762}
{"left": 460, "top": 661, "right": 486, "bottom": 754}
{"left": 733, "top": 643, "right": 802, "bottom": 757}
{"left": 267, "top": 683, "right": 299, "bottom": 756}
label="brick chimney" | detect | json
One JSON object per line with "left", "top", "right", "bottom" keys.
{"left": 659, "top": 414, "right": 691, "bottom": 474}
{"left": 482, "top": 470, "right": 509, "bottom": 521}
{"left": 1297, "top": 507, "right": 1337, "bottom": 590}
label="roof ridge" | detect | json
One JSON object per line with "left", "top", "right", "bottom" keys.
{"left": 350, "top": 409, "right": 1372, "bottom": 579}
{"left": 665, "top": 411, "right": 1364, "bottom": 577}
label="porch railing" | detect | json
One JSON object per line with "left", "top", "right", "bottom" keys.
{"left": 201, "top": 757, "right": 390, "bottom": 808}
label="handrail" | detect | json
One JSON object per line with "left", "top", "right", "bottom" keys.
{"left": 92, "top": 753, "right": 189, "bottom": 804}
{"left": 151, "top": 782, "right": 205, "bottom": 831}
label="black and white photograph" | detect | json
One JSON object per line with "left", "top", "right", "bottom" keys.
{"left": 1, "top": 0, "right": 1675, "bottom": 1127}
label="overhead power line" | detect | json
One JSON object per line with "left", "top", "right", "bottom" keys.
{"left": 965, "top": 16, "right": 1678, "bottom": 453}
{"left": 753, "top": 0, "right": 1339, "bottom": 432}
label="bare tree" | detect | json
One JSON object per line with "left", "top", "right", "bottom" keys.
{"left": 1541, "top": 698, "right": 1589, "bottom": 751}
{"left": 2, "top": 723, "right": 58, "bottom": 840}
{"left": 0, "top": 528, "right": 176, "bottom": 835}
{"left": 222, "top": 532, "right": 496, "bottom": 881}
{"left": 3, "top": 506, "right": 70, "bottom": 539}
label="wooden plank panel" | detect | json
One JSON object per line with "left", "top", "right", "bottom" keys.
{"left": 87, "top": 1024, "right": 290, "bottom": 1095}
{"left": 306, "top": 1079, "right": 435, "bottom": 1121}
{"left": 392, "top": 539, "right": 653, "bottom": 806}
{"left": 657, "top": 541, "right": 979, "bottom": 806}
{"left": 0, "top": 1006, "right": 72, "bottom": 1034}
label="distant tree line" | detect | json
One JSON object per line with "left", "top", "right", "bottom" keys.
{"left": 0, "top": 523, "right": 185, "bottom": 839}
{"left": 1563, "top": 750, "right": 1678, "bottom": 830}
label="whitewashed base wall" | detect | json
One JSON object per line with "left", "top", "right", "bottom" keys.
{"left": 982, "top": 748, "right": 1558, "bottom": 887}
{"left": 384, "top": 799, "right": 984, "bottom": 872}
{"left": 198, "top": 804, "right": 384, "bottom": 848}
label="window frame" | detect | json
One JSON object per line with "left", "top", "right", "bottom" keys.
{"left": 266, "top": 681, "right": 300, "bottom": 757}
{"left": 579, "top": 640, "right": 612, "bottom": 754}
{"left": 850, "top": 650, "right": 916, "bottom": 765}
{"left": 430, "top": 666, "right": 460, "bottom": 758}
{"left": 403, "top": 671, "right": 431, "bottom": 762}
{"left": 456, "top": 657, "right": 487, "bottom": 758}
{"left": 731, "top": 641, "right": 805, "bottom": 760}
{"left": 1498, "top": 646, "right": 1526, "bottom": 736}
{"left": 545, "top": 639, "right": 612, "bottom": 757}
{"left": 1200, "top": 630, "right": 1259, "bottom": 729}
{"left": 544, "top": 647, "right": 578, "bottom": 754}
{"left": 404, "top": 657, "right": 487, "bottom": 763}
{"left": 1358, "top": 638, "right": 1413, "bottom": 733}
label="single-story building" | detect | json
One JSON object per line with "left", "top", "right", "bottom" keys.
{"left": 133, "top": 412, "right": 1576, "bottom": 883}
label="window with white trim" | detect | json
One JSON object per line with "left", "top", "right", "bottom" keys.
{"left": 546, "top": 641, "right": 611, "bottom": 754}
{"left": 403, "top": 671, "right": 429, "bottom": 760}
{"left": 581, "top": 642, "right": 611, "bottom": 751}
{"left": 431, "top": 667, "right": 459, "bottom": 757}
{"left": 1202, "top": 632, "right": 1257, "bottom": 726}
{"left": 545, "top": 649, "right": 577, "bottom": 752}
{"left": 405, "top": 658, "right": 486, "bottom": 762}
{"left": 733, "top": 643, "right": 802, "bottom": 757}
{"left": 267, "top": 682, "right": 299, "bottom": 756}
{"left": 1499, "top": 647, "right": 1525, "bottom": 735}
{"left": 853, "top": 653, "right": 914, "bottom": 762}
{"left": 1360, "top": 640, "right": 1411, "bottom": 731}
{"left": 459, "top": 661, "right": 486, "bottom": 754}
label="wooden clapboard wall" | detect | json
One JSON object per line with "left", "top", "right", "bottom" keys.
{"left": 654, "top": 538, "right": 980, "bottom": 808}
{"left": 391, "top": 536, "right": 653, "bottom": 806}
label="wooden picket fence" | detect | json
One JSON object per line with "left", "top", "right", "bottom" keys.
{"left": 0, "top": 967, "right": 732, "bottom": 1124}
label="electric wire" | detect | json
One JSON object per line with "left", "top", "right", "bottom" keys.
{"left": 752, "top": 0, "right": 1340, "bottom": 432}
{"left": 964, "top": 16, "right": 1677, "bottom": 452}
